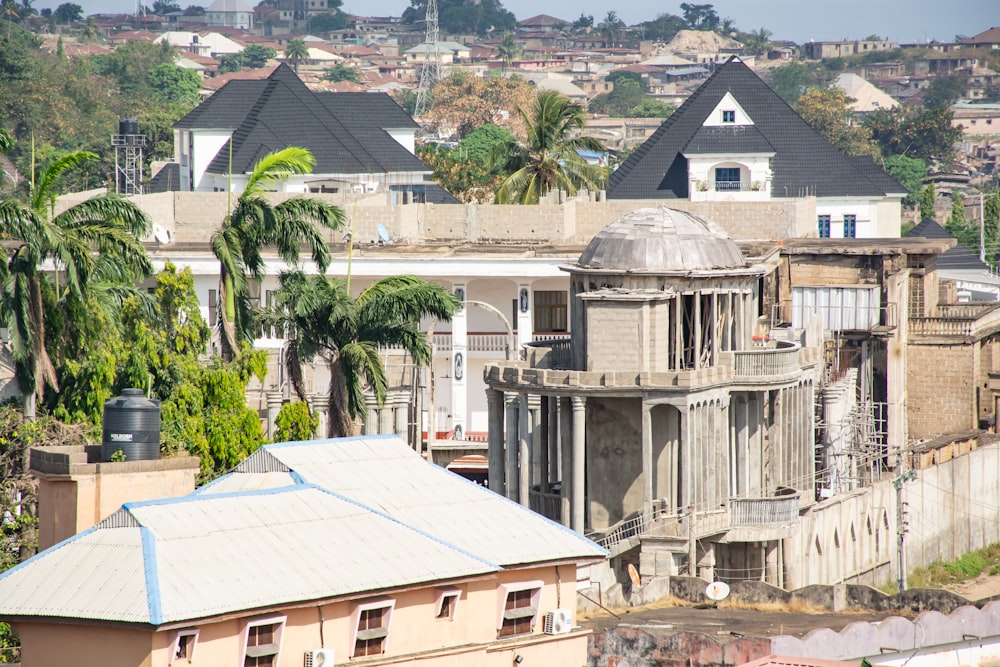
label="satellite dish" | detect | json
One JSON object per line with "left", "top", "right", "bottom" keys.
{"left": 705, "top": 581, "right": 730, "bottom": 602}
{"left": 152, "top": 224, "right": 171, "bottom": 245}
{"left": 627, "top": 563, "right": 641, "bottom": 588}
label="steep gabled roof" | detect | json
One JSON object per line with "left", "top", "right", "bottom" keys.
{"left": 608, "top": 57, "right": 902, "bottom": 200}
{"left": 175, "top": 64, "right": 428, "bottom": 178}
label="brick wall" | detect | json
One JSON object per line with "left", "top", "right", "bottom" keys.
{"left": 907, "top": 342, "right": 977, "bottom": 439}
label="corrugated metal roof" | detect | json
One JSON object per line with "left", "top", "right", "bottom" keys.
{"left": 207, "top": 435, "right": 607, "bottom": 568}
{"left": 0, "top": 485, "right": 497, "bottom": 624}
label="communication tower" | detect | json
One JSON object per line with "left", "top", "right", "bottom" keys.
{"left": 413, "top": 0, "right": 442, "bottom": 118}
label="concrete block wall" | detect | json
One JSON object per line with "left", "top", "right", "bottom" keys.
{"left": 907, "top": 343, "right": 977, "bottom": 440}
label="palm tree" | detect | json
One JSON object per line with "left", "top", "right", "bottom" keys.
{"left": 600, "top": 11, "right": 622, "bottom": 47}
{"left": 258, "top": 272, "right": 460, "bottom": 438}
{"left": 0, "top": 151, "right": 152, "bottom": 418}
{"left": 744, "top": 28, "right": 772, "bottom": 57}
{"left": 489, "top": 90, "right": 607, "bottom": 205}
{"left": 284, "top": 38, "right": 309, "bottom": 74}
{"left": 494, "top": 32, "right": 522, "bottom": 74}
{"left": 211, "top": 146, "right": 344, "bottom": 359}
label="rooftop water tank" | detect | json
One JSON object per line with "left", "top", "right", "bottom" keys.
{"left": 101, "top": 389, "right": 161, "bottom": 462}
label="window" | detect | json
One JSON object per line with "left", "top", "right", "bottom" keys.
{"left": 497, "top": 582, "right": 541, "bottom": 638}
{"left": 208, "top": 288, "right": 218, "bottom": 326}
{"left": 351, "top": 599, "right": 394, "bottom": 658}
{"left": 435, "top": 587, "right": 461, "bottom": 620}
{"left": 533, "top": 290, "right": 567, "bottom": 332}
{"left": 843, "top": 214, "right": 857, "bottom": 238}
{"left": 714, "top": 167, "right": 741, "bottom": 191}
{"left": 242, "top": 616, "right": 284, "bottom": 667}
{"left": 721, "top": 109, "right": 736, "bottom": 123}
{"left": 817, "top": 215, "right": 831, "bottom": 238}
{"left": 170, "top": 629, "right": 199, "bottom": 664}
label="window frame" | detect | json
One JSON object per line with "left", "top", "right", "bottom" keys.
{"left": 435, "top": 587, "right": 461, "bottom": 621}
{"left": 533, "top": 290, "right": 568, "bottom": 333}
{"left": 170, "top": 628, "right": 200, "bottom": 665}
{"left": 241, "top": 615, "right": 285, "bottom": 667}
{"left": 843, "top": 214, "right": 857, "bottom": 238}
{"left": 817, "top": 215, "right": 831, "bottom": 238}
{"left": 496, "top": 580, "right": 543, "bottom": 638}
{"left": 350, "top": 597, "right": 395, "bottom": 658}
{"left": 721, "top": 109, "right": 736, "bottom": 123}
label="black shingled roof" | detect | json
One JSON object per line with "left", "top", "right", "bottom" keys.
{"left": 905, "top": 218, "right": 986, "bottom": 272}
{"left": 174, "top": 65, "right": 429, "bottom": 179}
{"left": 607, "top": 57, "right": 901, "bottom": 200}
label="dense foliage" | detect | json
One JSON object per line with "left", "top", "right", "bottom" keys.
{"left": 417, "top": 124, "right": 515, "bottom": 202}
{"left": 274, "top": 400, "right": 319, "bottom": 442}
{"left": 426, "top": 72, "right": 535, "bottom": 139}
{"left": 403, "top": 0, "right": 515, "bottom": 36}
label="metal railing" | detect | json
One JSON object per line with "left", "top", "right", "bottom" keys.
{"left": 528, "top": 489, "right": 561, "bottom": 522}
{"left": 729, "top": 495, "right": 800, "bottom": 526}
{"left": 733, "top": 342, "right": 800, "bottom": 377}
{"left": 525, "top": 338, "right": 573, "bottom": 370}
{"left": 712, "top": 181, "right": 764, "bottom": 192}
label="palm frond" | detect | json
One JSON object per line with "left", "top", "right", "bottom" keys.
{"left": 244, "top": 147, "right": 317, "bottom": 196}
{"left": 32, "top": 151, "right": 99, "bottom": 213}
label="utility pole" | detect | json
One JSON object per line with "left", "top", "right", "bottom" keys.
{"left": 413, "top": 0, "right": 441, "bottom": 119}
{"left": 894, "top": 468, "right": 916, "bottom": 591}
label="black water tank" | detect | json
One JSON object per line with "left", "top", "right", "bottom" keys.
{"left": 101, "top": 389, "right": 161, "bottom": 462}
{"left": 118, "top": 118, "right": 138, "bottom": 135}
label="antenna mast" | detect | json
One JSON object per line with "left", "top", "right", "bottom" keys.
{"left": 413, "top": 0, "right": 442, "bottom": 118}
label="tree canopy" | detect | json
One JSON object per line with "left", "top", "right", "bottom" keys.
{"left": 403, "top": 0, "right": 515, "bottom": 36}
{"left": 795, "top": 87, "right": 880, "bottom": 158}
{"left": 426, "top": 72, "right": 535, "bottom": 139}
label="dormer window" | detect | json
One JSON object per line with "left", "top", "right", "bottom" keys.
{"left": 722, "top": 110, "right": 736, "bottom": 123}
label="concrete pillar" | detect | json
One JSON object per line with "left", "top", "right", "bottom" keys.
{"left": 694, "top": 292, "right": 702, "bottom": 369}
{"left": 539, "top": 396, "right": 550, "bottom": 492}
{"left": 505, "top": 394, "right": 519, "bottom": 501}
{"left": 379, "top": 406, "right": 393, "bottom": 436}
{"left": 365, "top": 405, "right": 378, "bottom": 435}
{"left": 451, "top": 283, "right": 468, "bottom": 439}
{"left": 548, "top": 396, "right": 559, "bottom": 491}
{"left": 571, "top": 396, "right": 586, "bottom": 532}
{"left": 711, "top": 291, "right": 719, "bottom": 365}
{"left": 518, "top": 392, "right": 530, "bottom": 507}
{"left": 559, "top": 397, "right": 572, "bottom": 526}
{"left": 311, "top": 392, "right": 327, "bottom": 439}
{"left": 266, "top": 391, "right": 283, "bottom": 440}
{"left": 642, "top": 403, "right": 653, "bottom": 517}
{"left": 487, "top": 389, "right": 504, "bottom": 493}
{"left": 394, "top": 402, "right": 408, "bottom": 441}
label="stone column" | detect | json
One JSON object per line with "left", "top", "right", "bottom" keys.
{"left": 571, "top": 396, "right": 586, "bottom": 532}
{"left": 559, "top": 397, "right": 572, "bottom": 526}
{"left": 642, "top": 402, "right": 653, "bottom": 517}
{"left": 379, "top": 405, "right": 393, "bottom": 436}
{"left": 450, "top": 283, "right": 468, "bottom": 439}
{"left": 539, "top": 396, "right": 550, "bottom": 492}
{"left": 486, "top": 388, "right": 504, "bottom": 493}
{"left": 394, "top": 401, "right": 408, "bottom": 442}
{"left": 518, "top": 392, "right": 530, "bottom": 507}
{"left": 547, "top": 396, "right": 559, "bottom": 491}
{"left": 266, "top": 391, "right": 283, "bottom": 440}
{"left": 365, "top": 405, "right": 378, "bottom": 435}
{"left": 505, "top": 394, "right": 520, "bottom": 501}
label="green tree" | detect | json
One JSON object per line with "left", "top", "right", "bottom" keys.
{"left": 274, "top": 400, "right": 319, "bottom": 442}
{"left": 882, "top": 154, "right": 927, "bottom": 207}
{"left": 607, "top": 69, "right": 646, "bottom": 92}
{"left": 322, "top": 62, "right": 361, "bottom": 83}
{"left": 258, "top": 272, "right": 460, "bottom": 438}
{"left": 307, "top": 12, "right": 347, "bottom": 32}
{"left": 944, "top": 191, "right": 981, "bottom": 257}
{"left": 489, "top": 90, "right": 607, "bottom": 204}
{"left": 589, "top": 79, "right": 647, "bottom": 116}
{"left": 147, "top": 62, "right": 200, "bottom": 104}
{"left": 417, "top": 124, "right": 515, "bottom": 202}
{"left": 986, "top": 192, "right": 1000, "bottom": 268}
{"left": 627, "top": 98, "right": 676, "bottom": 118}
{"left": 403, "top": 0, "right": 515, "bottom": 36}
{"left": 639, "top": 12, "right": 686, "bottom": 42}
{"left": 680, "top": 2, "right": 719, "bottom": 30}
{"left": 0, "top": 151, "right": 151, "bottom": 418}
{"left": 768, "top": 62, "right": 830, "bottom": 105}
{"left": 864, "top": 106, "right": 961, "bottom": 165}
{"left": 216, "top": 52, "right": 243, "bottom": 74}
{"left": 923, "top": 75, "right": 965, "bottom": 109}
{"left": 495, "top": 31, "right": 522, "bottom": 73}
{"left": 920, "top": 183, "right": 936, "bottom": 220}
{"left": 242, "top": 44, "right": 277, "bottom": 69}
{"left": 53, "top": 2, "right": 81, "bottom": 23}
{"left": 76, "top": 16, "right": 101, "bottom": 43}
{"left": 94, "top": 39, "right": 178, "bottom": 96}
{"left": 152, "top": 0, "right": 181, "bottom": 13}
{"left": 600, "top": 11, "right": 623, "bottom": 46}
{"left": 795, "top": 87, "right": 880, "bottom": 158}
{"left": 283, "top": 38, "right": 309, "bottom": 73}
{"left": 572, "top": 13, "right": 593, "bottom": 30}
{"left": 212, "top": 147, "right": 344, "bottom": 359}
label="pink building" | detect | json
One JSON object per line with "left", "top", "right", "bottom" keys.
{"left": 0, "top": 435, "right": 605, "bottom": 666}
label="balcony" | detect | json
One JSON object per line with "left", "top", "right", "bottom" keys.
{"left": 432, "top": 332, "right": 570, "bottom": 354}
{"left": 910, "top": 302, "right": 1000, "bottom": 340}
{"left": 730, "top": 340, "right": 801, "bottom": 378}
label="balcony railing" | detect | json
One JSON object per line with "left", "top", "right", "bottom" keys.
{"left": 729, "top": 495, "right": 800, "bottom": 526}
{"left": 528, "top": 489, "right": 561, "bottom": 522}
{"left": 526, "top": 338, "right": 573, "bottom": 369}
{"left": 712, "top": 181, "right": 763, "bottom": 192}
{"left": 432, "top": 332, "right": 570, "bottom": 353}
{"left": 910, "top": 302, "right": 1000, "bottom": 338}
{"left": 732, "top": 341, "right": 800, "bottom": 378}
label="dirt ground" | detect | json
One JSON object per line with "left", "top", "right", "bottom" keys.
{"left": 945, "top": 572, "right": 1000, "bottom": 602}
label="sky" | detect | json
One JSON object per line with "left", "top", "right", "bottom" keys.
{"left": 34, "top": 0, "right": 1000, "bottom": 44}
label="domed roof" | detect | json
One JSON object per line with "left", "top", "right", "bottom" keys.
{"left": 576, "top": 206, "right": 746, "bottom": 273}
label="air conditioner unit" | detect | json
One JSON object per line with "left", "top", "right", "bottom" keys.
{"left": 304, "top": 648, "right": 334, "bottom": 667}
{"left": 543, "top": 608, "right": 573, "bottom": 635}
